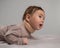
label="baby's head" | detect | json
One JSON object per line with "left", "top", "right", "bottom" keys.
{"left": 23, "top": 6, "right": 45, "bottom": 30}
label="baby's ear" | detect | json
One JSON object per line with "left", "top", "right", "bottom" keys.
{"left": 25, "top": 14, "right": 31, "bottom": 22}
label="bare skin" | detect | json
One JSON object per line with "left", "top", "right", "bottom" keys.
{"left": 22, "top": 38, "right": 28, "bottom": 45}
{"left": 23, "top": 10, "right": 45, "bottom": 45}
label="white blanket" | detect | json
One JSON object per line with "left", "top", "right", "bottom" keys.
{"left": 0, "top": 35, "right": 60, "bottom": 48}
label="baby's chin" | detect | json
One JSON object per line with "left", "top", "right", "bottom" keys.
{"left": 33, "top": 25, "right": 43, "bottom": 30}
{"left": 36, "top": 27, "right": 43, "bottom": 30}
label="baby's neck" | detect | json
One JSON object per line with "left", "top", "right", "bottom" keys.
{"left": 24, "top": 20, "right": 35, "bottom": 33}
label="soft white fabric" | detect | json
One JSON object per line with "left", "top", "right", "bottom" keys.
{"left": 0, "top": 34, "right": 60, "bottom": 48}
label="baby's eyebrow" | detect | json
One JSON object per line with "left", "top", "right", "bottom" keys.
{"left": 39, "top": 14, "right": 45, "bottom": 17}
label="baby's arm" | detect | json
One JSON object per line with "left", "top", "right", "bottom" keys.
{"left": 4, "top": 34, "right": 28, "bottom": 45}
{"left": 4, "top": 28, "right": 29, "bottom": 45}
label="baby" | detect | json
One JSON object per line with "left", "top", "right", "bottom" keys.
{"left": 0, "top": 6, "right": 45, "bottom": 45}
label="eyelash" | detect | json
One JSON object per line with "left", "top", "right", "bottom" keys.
{"left": 39, "top": 16, "right": 45, "bottom": 20}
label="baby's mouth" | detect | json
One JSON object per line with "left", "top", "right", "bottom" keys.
{"left": 39, "top": 24, "right": 43, "bottom": 27}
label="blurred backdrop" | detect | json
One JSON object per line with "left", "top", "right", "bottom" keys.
{"left": 0, "top": 0, "right": 60, "bottom": 36}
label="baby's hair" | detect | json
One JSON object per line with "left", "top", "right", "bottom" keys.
{"left": 23, "top": 6, "right": 44, "bottom": 20}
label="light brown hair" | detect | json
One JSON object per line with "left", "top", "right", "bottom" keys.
{"left": 22, "top": 6, "right": 44, "bottom": 20}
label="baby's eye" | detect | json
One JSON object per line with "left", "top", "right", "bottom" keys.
{"left": 39, "top": 16, "right": 42, "bottom": 18}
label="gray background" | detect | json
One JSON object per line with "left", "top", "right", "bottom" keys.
{"left": 0, "top": 0, "right": 60, "bottom": 36}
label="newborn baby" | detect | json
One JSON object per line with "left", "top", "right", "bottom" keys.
{"left": 0, "top": 6, "right": 45, "bottom": 45}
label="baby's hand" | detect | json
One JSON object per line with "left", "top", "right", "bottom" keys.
{"left": 22, "top": 38, "right": 28, "bottom": 45}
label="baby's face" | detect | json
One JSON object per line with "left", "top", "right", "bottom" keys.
{"left": 29, "top": 10, "right": 45, "bottom": 30}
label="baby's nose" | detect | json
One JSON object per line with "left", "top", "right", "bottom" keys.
{"left": 41, "top": 20, "right": 44, "bottom": 23}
